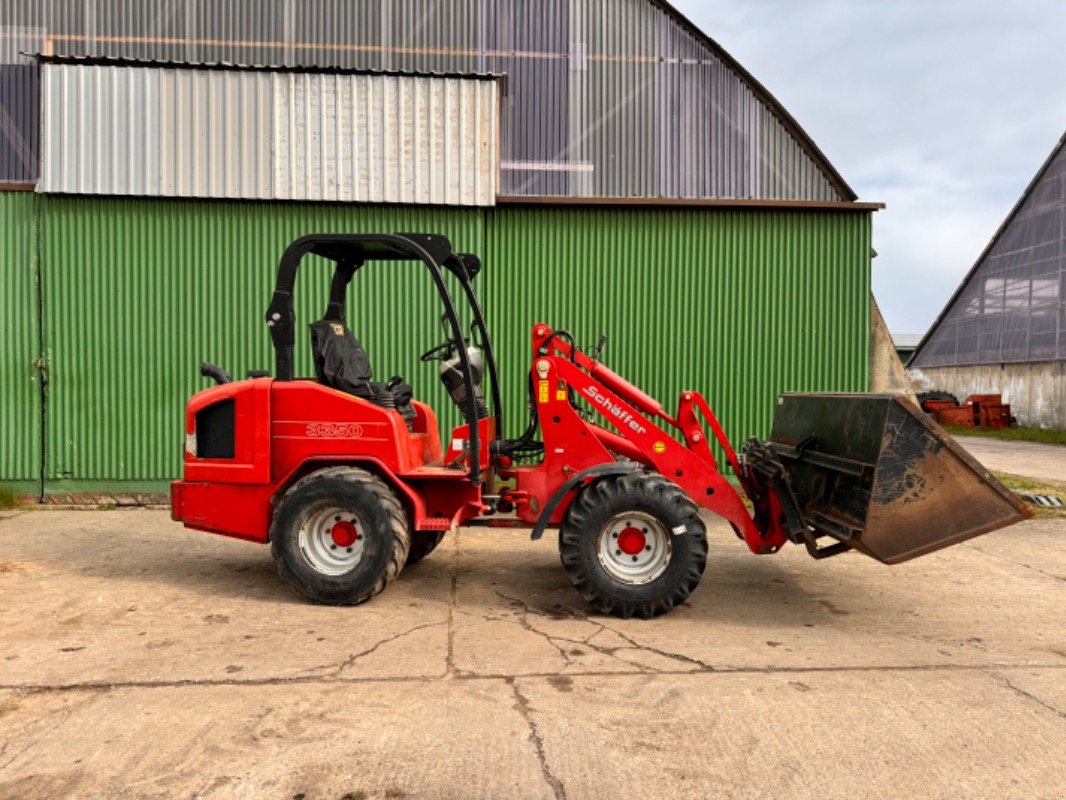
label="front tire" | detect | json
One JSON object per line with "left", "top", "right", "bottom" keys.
{"left": 270, "top": 466, "right": 410, "bottom": 605}
{"left": 559, "top": 472, "right": 708, "bottom": 619}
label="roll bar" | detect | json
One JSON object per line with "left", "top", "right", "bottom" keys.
{"left": 264, "top": 232, "right": 500, "bottom": 485}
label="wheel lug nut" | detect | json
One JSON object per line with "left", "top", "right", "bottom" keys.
{"left": 335, "top": 516, "right": 341, "bottom": 521}
{"left": 346, "top": 547, "right": 353, "bottom": 553}
{"left": 615, "top": 549, "right": 622, "bottom": 556}
{"left": 645, "top": 545, "right": 651, "bottom": 551}
{"left": 642, "top": 527, "right": 648, "bottom": 533}
{"left": 631, "top": 556, "right": 638, "bottom": 562}
{"left": 612, "top": 532, "right": 618, "bottom": 539}
{"left": 330, "top": 544, "right": 337, "bottom": 550}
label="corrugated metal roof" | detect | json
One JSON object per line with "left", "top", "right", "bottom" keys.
{"left": 0, "top": 62, "right": 38, "bottom": 185}
{"left": 649, "top": 0, "right": 855, "bottom": 201}
{"left": 39, "top": 62, "right": 499, "bottom": 205}
{"left": 0, "top": 19, "right": 39, "bottom": 184}
{"left": 2, "top": 0, "right": 858, "bottom": 203}
{"left": 911, "top": 131, "right": 1066, "bottom": 368}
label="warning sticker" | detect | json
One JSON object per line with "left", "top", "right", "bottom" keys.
{"left": 556, "top": 390, "right": 567, "bottom": 401}
{"left": 538, "top": 380, "right": 550, "bottom": 404}
{"left": 653, "top": 441, "right": 667, "bottom": 454}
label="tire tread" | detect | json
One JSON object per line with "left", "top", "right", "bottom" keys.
{"left": 559, "top": 471, "right": 708, "bottom": 619}
{"left": 271, "top": 466, "right": 410, "bottom": 605}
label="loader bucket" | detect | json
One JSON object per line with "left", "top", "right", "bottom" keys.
{"left": 767, "top": 394, "right": 1031, "bottom": 565}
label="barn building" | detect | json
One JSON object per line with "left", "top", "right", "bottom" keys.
{"left": 0, "top": 1, "right": 878, "bottom": 496}
{"left": 909, "top": 131, "right": 1066, "bottom": 428}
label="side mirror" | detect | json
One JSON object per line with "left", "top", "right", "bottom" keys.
{"left": 461, "top": 254, "right": 482, "bottom": 280}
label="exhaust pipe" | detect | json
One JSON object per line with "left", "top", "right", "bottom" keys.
{"left": 200, "top": 362, "right": 232, "bottom": 386}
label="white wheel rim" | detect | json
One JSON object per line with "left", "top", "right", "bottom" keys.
{"left": 596, "top": 512, "right": 671, "bottom": 585}
{"left": 297, "top": 505, "right": 367, "bottom": 576}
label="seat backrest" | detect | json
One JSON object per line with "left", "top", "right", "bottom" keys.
{"left": 309, "top": 320, "right": 374, "bottom": 395}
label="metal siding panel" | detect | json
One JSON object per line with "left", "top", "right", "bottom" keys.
{"left": 272, "top": 72, "right": 292, "bottom": 200}
{"left": 483, "top": 207, "right": 871, "bottom": 458}
{"left": 40, "top": 196, "right": 485, "bottom": 485}
{"left": 0, "top": 191, "right": 39, "bottom": 482}
{"left": 158, "top": 66, "right": 176, "bottom": 195}
{"left": 39, "top": 63, "right": 56, "bottom": 190}
{"left": 34, "top": 195, "right": 869, "bottom": 486}
{"left": 39, "top": 63, "right": 497, "bottom": 205}
{"left": 380, "top": 75, "right": 397, "bottom": 203}
{"left": 83, "top": 65, "right": 98, "bottom": 193}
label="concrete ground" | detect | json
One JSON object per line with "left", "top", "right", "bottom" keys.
{"left": 0, "top": 508, "right": 1063, "bottom": 799}
{"left": 955, "top": 435, "right": 1066, "bottom": 484}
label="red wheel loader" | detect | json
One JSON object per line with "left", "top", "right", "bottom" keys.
{"left": 171, "top": 234, "right": 1030, "bottom": 618}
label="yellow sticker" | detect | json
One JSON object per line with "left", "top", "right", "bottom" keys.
{"left": 555, "top": 390, "right": 567, "bottom": 401}
{"left": 653, "top": 441, "right": 667, "bottom": 454}
{"left": 538, "top": 380, "right": 550, "bottom": 404}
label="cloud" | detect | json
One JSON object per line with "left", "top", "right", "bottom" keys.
{"left": 671, "top": 0, "right": 1066, "bottom": 333}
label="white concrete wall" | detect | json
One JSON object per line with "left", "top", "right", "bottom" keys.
{"left": 908, "top": 362, "right": 1066, "bottom": 429}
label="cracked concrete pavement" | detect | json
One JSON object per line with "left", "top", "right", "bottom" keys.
{"left": 0, "top": 509, "right": 1063, "bottom": 799}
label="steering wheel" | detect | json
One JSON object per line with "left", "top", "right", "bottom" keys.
{"left": 420, "top": 340, "right": 458, "bottom": 362}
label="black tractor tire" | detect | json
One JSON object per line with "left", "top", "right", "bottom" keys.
{"left": 559, "top": 471, "right": 708, "bottom": 619}
{"left": 406, "top": 531, "right": 445, "bottom": 565}
{"left": 270, "top": 466, "right": 410, "bottom": 605}
{"left": 917, "top": 390, "right": 958, "bottom": 406}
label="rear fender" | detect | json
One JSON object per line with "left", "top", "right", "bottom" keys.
{"left": 270, "top": 457, "right": 429, "bottom": 534}
{"left": 271, "top": 457, "right": 484, "bottom": 535}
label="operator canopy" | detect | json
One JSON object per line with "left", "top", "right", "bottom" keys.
{"left": 263, "top": 233, "right": 497, "bottom": 451}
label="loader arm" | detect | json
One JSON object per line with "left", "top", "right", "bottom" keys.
{"left": 509, "top": 323, "right": 1029, "bottom": 565}
{"left": 515, "top": 324, "right": 786, "bottom": 555}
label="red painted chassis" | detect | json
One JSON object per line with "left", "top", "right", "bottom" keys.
{"left": 172, "top": 322, "right": 788, "bottom": 554}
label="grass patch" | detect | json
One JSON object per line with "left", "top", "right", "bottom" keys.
{"left": 992, "top": 472, "right": 1066, "bottom": 518}
{"left": 993, "top": 472, "right": 1065, "bottom": 493}
{"left": 945, "top": 425, "right": 1066, "bottom": 446}
{"left": 0, "top": 486, "right": 20, "bottom": 510}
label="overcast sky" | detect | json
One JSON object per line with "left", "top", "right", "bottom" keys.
{"left": 672, "top": 0, "right": 1066, "bottom": 335}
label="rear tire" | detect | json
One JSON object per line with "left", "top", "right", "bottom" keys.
{"left": 270, "top": 466, "right": 410, "bottom": 605}
{"left": 559, "top": 472, "right": 707, "bottom": 619}
{"left": 406, "top": 531, "right": 445, "bottom": 565}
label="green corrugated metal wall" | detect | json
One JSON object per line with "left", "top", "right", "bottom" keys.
{"left": 484, "top": 207, "right": 871, "bottom": 459}
{"left": 2, "top": 195, "right": 870, "bottom": 491}
{"left": 39, "top": 197, "right": 484, "bottom": 488}
{"left": 0, "top": 192, "right": 39, "bottom": 486}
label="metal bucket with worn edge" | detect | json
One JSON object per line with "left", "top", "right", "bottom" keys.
{"left": 766, "top": 393, "right": 1031, "bottom": 565}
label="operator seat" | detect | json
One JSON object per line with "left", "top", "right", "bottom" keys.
{"left": 309, "top": 320, "right": 417, "bottom": 428}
